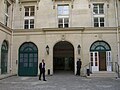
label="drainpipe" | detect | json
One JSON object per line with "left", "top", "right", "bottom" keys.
{"left": 115, "top": 0, "right": 120, "bottom": 65}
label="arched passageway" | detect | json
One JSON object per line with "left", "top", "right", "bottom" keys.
{"left": 53, "top": 41, "right": 74, "bottom": 74}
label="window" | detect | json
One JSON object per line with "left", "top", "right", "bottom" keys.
{"left": 93, "top": 4, "right": 104, "bottom": 14}
{"left": 94, "top": 17, "right": 104, "bottom": 27}
{"left": 5, "top": 15, "right": 8, "bottom": 26}
{"left": 24, "top": 6, "right": 35, "bottom": 29}
{"left": 25, "top": 6, "right": 35, "bottom": 16}
{"left": 93, "top": 3, "right": 105, "bottom": 27}
{"left": 58, "top": 5, "right": 69, "bottom": 28}
{"left": 58, "top": 5, "right": 69, "bottom": 15}
{"left": 24, "top": 19, "right": 34, "bottom": 29}
{"left": 58, "top": 18, "right": 69, "bottom": 28}
{"left": 4, "top": 0, "right": 10, "bottom": 26}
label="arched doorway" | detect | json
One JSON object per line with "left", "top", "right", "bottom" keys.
{"left": 1, "top": 40, "right": 8, "bottom": 74}
{"left": 90, "top": 40, "right": 112, "bottom": 72}
{"left": 18, "top": 42, "right": 38, "bottom": 76}
{"left": 53, "top": 41, "right": 74, "bottom": 73}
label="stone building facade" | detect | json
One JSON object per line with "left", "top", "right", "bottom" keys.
{"left": 0, "top": 0, "right": 120, "bottom": 77}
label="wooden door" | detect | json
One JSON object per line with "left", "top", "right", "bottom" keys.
{"left": 99, "top": 52, "right": 106, "bottom": 71}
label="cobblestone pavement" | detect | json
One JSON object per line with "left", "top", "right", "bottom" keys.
{"left": 0, "top": 72, "right": 120, "bottom": 90}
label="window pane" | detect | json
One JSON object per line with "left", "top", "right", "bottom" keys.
{"left": 34, "top": 58, "right": 37, "bottom": 62}
{"left": 34, "top": 54, "right": 37, "bottom": 58}
{"left": 30, "top": 19, "right": 34, "bottom": 28}
{"left": 29, "top": 63, "right": 33, "bottom": 67}
{"left": 25, "top": 7, "right": 29, "bottom": 12}
{"left": 58, "top": 6, "right": 63, "bottom": 15}
{"left": 29, "top": 58, "right": 33, "bottom": 62}
{"left": 58, "top": 24, "right": 63, "bottom": 28}
{"left": 58, "top": 5, "right": 69, "bottom": 15}
{"left": 94, "top": 18, "right": 98, "bottom": 22}
{"left": 99, "top": 4, "right": 104, "bottom": 14}
{"left": 25, "top": 12, "right": 29, "bottom": 16}
{"left": 64, "top": 18, "right": 69, "bottom": 24}
{"left": 93, "top": 4, "right": 98, "bottom": 14}
{"left": 24, "top": 20, "right": 29, "bottom": 29}
{"left": 20, "top": 58, "right": 23, "bottom": 62}
{"left": 100, "top": 18, "right": 104, "bottom": 27}
{"left": 24, "top": 25, "right": 29, "bottom": 29}
{"left": 94, "top": 23, "right": 99, "bottom": 27}
{"left": 24, "top": 63, "right": 28, "bottom": 67}
{"left": 30, "top": 12, "right": 34, "bottom": 16}
{"left": 63, "top": 6, "right": 69, "bottom": 15}
{"left": 5, "top": 15, "right": 8, "bottom": 26}
{"left": 100, "top": 23, "right": 104, "bottom": 27}
{"left": 64, "top": 24, "right": 69, "bottom": 28}
{"left": 100, "top": 18, "right": 104, "bottom": 22}
{"left": 30, "top": 6, "right": 35, "bottom": 16}
{"left": 58, "top": 18, "right": 63, "bottom": 23}
{"left": 30, "top": 25, "right": 34, "bottom": 28}
{"left": 31, "top": 6, "right": 34, "bottom": 11}
{"left": 93, "top": 7, "right": 98, "bottom": 14}
{"left": 25, "top": 7, "right": 29, "bottom": 16}
{"left": 30, "top": 19, "right": 34, "bottom": 24}
{"left": 95, "top": 62, "right": 97, "bottom": 66}
{"left": 25, "top": 20, "right": 29, "bottom": 24}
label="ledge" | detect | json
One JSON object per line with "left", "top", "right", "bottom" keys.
{"left": 19, "top": 0, "right": 40, "bottom": 3}
{"left": 0, "top": 22, "right": 12, "bottom": 34}
{"left": 52, "top": 0, "right": 73, "bottom": 1}
{"left": 42, "top": 27, "right": 85, "bottom": 32}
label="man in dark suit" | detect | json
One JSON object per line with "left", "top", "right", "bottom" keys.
{"left": 39, "top": 59, "right": 46, "bottom": 81}
{"left": 76, "top": 59, "right": 82, "bottom": 75}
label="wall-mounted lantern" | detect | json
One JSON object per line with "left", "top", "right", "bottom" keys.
{"left": 46, "top": 45, "right": 49, "bottom": 55}
{"left": 77, "top": 45, "right": 81, "bottom": 55}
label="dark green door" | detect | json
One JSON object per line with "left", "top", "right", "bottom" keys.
{"left": 1, "top": 40, "right": 8, "bottom": 74}
{"left": 18, "top": 42, "right": 38, "bottom": 76}
{"left": 1, "top": 51, "right": 8, "bottom": 74}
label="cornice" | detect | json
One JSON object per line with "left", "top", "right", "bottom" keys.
{"left": 19, "top": 0, "right": 40, "bottom": 3}
{"left": 0, "top": 22, "right": 12, "bottom": 35}
{"left": 13, "top": 27, "right": 118, "bottom": 33}
{"left": 13, "top": 29, "right": 43, "bottom": 33}
{"left": 85, "top": 27, "right": 117, "bottom": 31}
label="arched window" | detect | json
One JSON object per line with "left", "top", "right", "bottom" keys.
{"left": 90, "top": 41, "right": 111, "bottom": 51}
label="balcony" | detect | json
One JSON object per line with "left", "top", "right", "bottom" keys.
{"left": 19, "top": 0, "right": 40, "bottom": 3}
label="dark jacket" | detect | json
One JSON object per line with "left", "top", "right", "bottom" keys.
{"left": 77, "top": 60, "right": 82, "bottom": 68}
{"left": 39, "top": 63, "right": 45, "bottom": 72}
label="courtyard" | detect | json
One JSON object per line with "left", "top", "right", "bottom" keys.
{"left": 0, "top": 72, "right": 120, "bottom": 90}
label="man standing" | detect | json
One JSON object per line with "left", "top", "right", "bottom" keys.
{"left": 76, "top": 59, "right": 82, "bottom": 76}
{"left": 39, "top": 59, "right": 47, "bottom": 81}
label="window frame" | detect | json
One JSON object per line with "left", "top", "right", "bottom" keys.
{"left": 57, "top": 4, "right": 70, "bottom": 28}
{"left": 94, "top": 17, "right": 104, "bottom": 27}
{"left": 24, "top": 6, "right": 35, "bottom": 17}
{"left": 24, "top": 19, "right": 34, "bottom": 29}
{"left": 4, "top": 0, "right": 10, "bottom": 26}
{"left": 24, "top": 6, "right": 35, "bottom": 29}
{"left": 92, "top": 3, "right": 105, "bottom": 27}
{"left": 93, "top": 3, "right": 104, "bottom": 14}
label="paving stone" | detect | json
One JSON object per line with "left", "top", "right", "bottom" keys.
{"left": 0, "top": 73, "right": 120, "bottom": 90}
